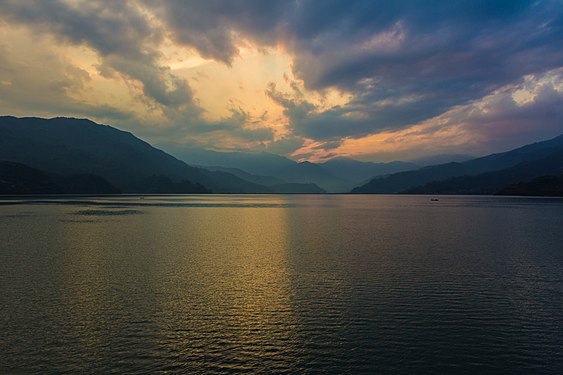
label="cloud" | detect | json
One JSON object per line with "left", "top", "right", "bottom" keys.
{"left": 146, "top": 0, "right": 291, "bottom": 64}
{"left": 143, "top": 104, "right": 276, "bottom": 151}
{"left": 156, "top": 0, "right": 563, "bottom": 146}
{"left": 100, "top": 54, "right": 196, "bottom": 110}
{"left": 0, "top": 0, "right": 192, "bottom": 111}
{"left": 284, "top": 0, "right": 563, "bottom": 141}
{"left": 442, "top": 68, "right": 563, "bottom": 151}
{"left": 329, "top": 68, "right": 563, "bottom": 161}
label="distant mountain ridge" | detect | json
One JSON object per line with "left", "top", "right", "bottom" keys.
{"left": 320, "top": 157, "right": 418, "bottom": 183}
{"left": 352, "top": 134, "right": 563, "bottom": 194}
{"left": 200, "top": 166, "right": 286, "bottom": 187}
{"left": 163, "top": 148, "right": 296, "bottom": 176}
{"left": 165, "top": 146, "right": 420, "bottom": 192}
{"left": 165, "top": 147, "right": 350, "bottom": 192}
{"left": 0, "top": 116, "right": 272, "bottom": 193}
{"left": 202, "top": 165, "right": 325, "bottom": 193}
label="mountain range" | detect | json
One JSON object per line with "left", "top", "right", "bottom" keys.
{"left": 351, "top": 134, "right": 563, "bottom": 194}
{"left": 163, "top": 146, "right": 417, "bottom": 192}
{"left": 1, "top": 116, "right": 562, "bottom": 196}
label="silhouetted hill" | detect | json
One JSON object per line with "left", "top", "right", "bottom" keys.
{"left": 0, "top": 116, "right": 271, "bottom": 193}
{"left": 0, "top": 161, "right": 119, "bottom": 194}
{"left": 497, "top": 175, "right": 563, "bottom": 196}
{"left": 402, "top": 150, "right": 563, "bottom": 195}
{"left": 202, "top": 166, "right": 329, "bottom": 193}
{"left": 196, "top": 169, "right": 272, "bottom": 193}
{"left": 200, "top": 166, "right": 285, "bottom": 187}
{"left": 320, "top": 157, "right": 418, "bottom": 182}
{"left": 351, "top": 134, "right": 563, "bottom": 193}
{"left": 275, "top": 161, "right": 351, "bottom": 192}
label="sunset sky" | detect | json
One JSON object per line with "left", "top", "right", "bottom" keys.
{"left": 1, "top": 0, "right": 562, "bottom": 161}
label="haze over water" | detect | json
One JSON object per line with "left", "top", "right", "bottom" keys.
{"left": 1, "top": 195, "right": 562, "bottom": 374}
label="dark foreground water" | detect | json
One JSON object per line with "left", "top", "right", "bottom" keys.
{"left": 1, "top": 195, "right": 562, "bottom": 374}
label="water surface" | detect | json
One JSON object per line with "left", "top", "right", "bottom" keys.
{"left": 1, "top": 195, "right": 562, "bottom": 374}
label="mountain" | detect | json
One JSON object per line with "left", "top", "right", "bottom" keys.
{"left": 162, "top": 147, "right": 296, "bottom": 176}
{"left": 274, "top": 161, "right": 350, "bottom": 192}
{"left": 497, "top": 174, "right": 563, "bottom": 196}
{"left": 403, "top": 150, "right": 563, "bottom": 195}
{"left": 202, "top": 166, "right": 325, "bottom": 193}
{"left": 320, "top": 157, "right": 418, "bottom": 182}
{"left": 200, "top": 166, "right": 285, "bottom": 187}
{"left": 0, "top": 116, "right": 271, "bottom": 193}
{"left": 351, "top": 134, "right": 563, "bottom": 193}
{"left": 0, "top": 161, "right": 120, "bottom": 194}
{"left": 167, "top": 146, "right": 351, "bottom": 192}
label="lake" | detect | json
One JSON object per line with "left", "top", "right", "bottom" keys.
{"left": 1, "top": 195, "right": 562, "bottom": 374}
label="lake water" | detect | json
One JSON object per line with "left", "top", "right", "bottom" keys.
{"left": 1, "top": 195, "right": 562, "bottom": 374}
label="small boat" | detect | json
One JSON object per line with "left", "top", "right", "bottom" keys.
{"left": 430, "top": 198, "right": 439, "bottom": 201}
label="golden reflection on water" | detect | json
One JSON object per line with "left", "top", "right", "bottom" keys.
{"left": 213, "top": 207, "right": 297, "bottom": 357}
{"left": 140, "top": 201, "right": 299, "bottom": 365}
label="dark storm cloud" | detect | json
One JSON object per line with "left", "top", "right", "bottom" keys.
{"left": 145, "top": 0, "right": 291, "bottom": 65}
{"left": 282, "top": 0, "right": 561, "bottom": 89}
